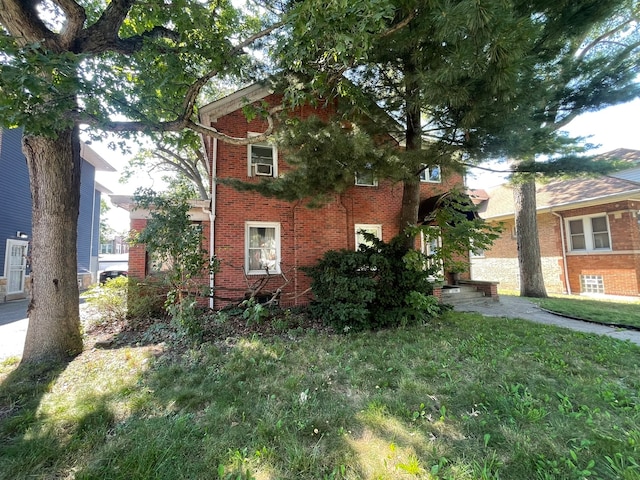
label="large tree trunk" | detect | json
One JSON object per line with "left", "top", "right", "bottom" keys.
{"left": 399, "top": 56, "right": 422, "bottom": 248}
{"left": 21, "top": 128, "right": 83, "bottom": 363}
{"left": 513, "top": 176, "right": 547, "bottom": 298}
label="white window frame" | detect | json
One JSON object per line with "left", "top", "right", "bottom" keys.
{"left": 245, "top": 222, "right": 281, "bottom": 275}
{"left": 5, "top": 239, "right": 28, "bottom": 295}
{"left": 247, "top": 132, "right": 277, "bottom": 178}
{"left": 419, "top": 164, "right": 441, "bottom": 183}
{"left": 421, "top": 229, "right": 444, "bottom": 277}
{"left": 565, "top": 214, "right": 612, "bottom": 252}
{"left": 355, "top": 163, "right": 378, "bottom": 187}
{"left": 355, "top": 224, "right": 382, "bottom": 249}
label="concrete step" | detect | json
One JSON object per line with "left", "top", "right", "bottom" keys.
{"left": 441, "top": 285, "right": 486, "bottom": 305}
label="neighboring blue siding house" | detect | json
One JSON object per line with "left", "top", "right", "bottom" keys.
{"left": 0, "top": 128, "right": 114, "bottom": 302}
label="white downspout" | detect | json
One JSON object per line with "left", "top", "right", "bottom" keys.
{"left": 551, "top": 210, "right": 571, "bottom": 294}
{"left": 209, "top": 137, "right": 218, "bottom": 310}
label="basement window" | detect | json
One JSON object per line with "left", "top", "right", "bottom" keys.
{"left": 580, "top": 274, "right": 605, "bottom": 295}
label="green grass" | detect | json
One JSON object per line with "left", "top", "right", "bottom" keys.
{"left": 2, "top": 312, "right": 640, "bottom": 479}
{"left": 532, "top": 295, "right": 640, "bottom": 329}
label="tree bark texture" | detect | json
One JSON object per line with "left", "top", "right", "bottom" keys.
{"left": 513, "top": 177, "right": 548, "bottom": 298}
{"left": 399, "top": 56, "right": 422, "bottom": 248}
{"left": 21, "top": 128, "right": 83, "bottom": 363}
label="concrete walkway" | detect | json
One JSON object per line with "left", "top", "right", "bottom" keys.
{"left": 454, "top": 295, "right": 640, "bottom": 346}
{"left": 0, "top": 299, "right": 28, "bottom": 361}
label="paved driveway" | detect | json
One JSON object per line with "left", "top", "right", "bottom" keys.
{"left": 0, "top": 299, "right": 28, "bottom": 361}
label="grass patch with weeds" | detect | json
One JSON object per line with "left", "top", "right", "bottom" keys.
{"left": 532, "top": 295, "right": 640, "bottom": 329}
{"left": 1, "top": 311, "right": 640, "bottom": 479}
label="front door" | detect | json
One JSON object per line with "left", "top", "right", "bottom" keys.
{"left": 5, "top": 239, "right": 28, "bottom": 299}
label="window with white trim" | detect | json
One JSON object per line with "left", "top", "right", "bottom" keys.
{"left": 421, "top": 230, "right": 443, "bottom": 275}
{"left": 247, "top": 133, "right": 277, "bottom": 178}
{"left": 246, "top": 222, "right": 280, "bottom": 274}
{"left": 566, "top": 215, "right": 611, "bottom": 252}
{"left": 419, "top": 164, "right": 441, "bottom": 183}
{"left": 355, "top": 163, "right": 377, "bottom": 186}
{"left": 355, "top": 224, "right": 382, "bottom": 249}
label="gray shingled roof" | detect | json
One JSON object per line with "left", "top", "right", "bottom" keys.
{"left": 478, "top": 176, "right": 640, "bottom": 219}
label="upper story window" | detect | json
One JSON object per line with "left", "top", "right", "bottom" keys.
{"left": 247, "top": 133, "right": 277, "bottom": 178}
{"left": 246, "top": 222, "right": 281, "bottom": 274}
{"left": 420, "top": 165, "right": 441, "bottom": 183}
{"left": 355, "top": 163, "right": 378, "bottom": 186}
{"left": 355, "top": 224, "right": 382, "bottom": 249}
{"left": 566, "top": 215, "right": 611, "bottom": 252}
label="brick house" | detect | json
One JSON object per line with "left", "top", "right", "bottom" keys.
{"left": 121, "top": 83, "right": 464, "bottom": 308}
{"left": 471, "top": 150, "right": 640, "bottom": 297}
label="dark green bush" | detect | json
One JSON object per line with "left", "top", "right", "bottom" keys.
{"left": 304, "top": 233, "right": 442, "bottom": 331}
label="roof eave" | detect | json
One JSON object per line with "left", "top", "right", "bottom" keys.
{"left": 480, "top": 189, "right": 640, "bottom": 220}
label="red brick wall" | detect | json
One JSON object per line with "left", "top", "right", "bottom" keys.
{"left": 209, "top": 93, "right": 463, "bottom": 307}
{"left": 127, "top": 92, "right": 466, "bottom": 307}
{"left": 129, "top": 218, "right": 148, "bottom": 279}
{"left": 479, "top": 199, "right": 640, "bottom": 296}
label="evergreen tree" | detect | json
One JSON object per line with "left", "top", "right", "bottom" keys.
{"left": 491, "top": 1, "right": 640, "bottom": 297}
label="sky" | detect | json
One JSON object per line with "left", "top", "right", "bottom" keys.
{"left": 94, "top": 98, "right": 640, "bottom": 232}
{"left": 465, "top": 98, "right": 640, "bottom": 189}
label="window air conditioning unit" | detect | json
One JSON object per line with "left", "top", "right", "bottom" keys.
{"left": 254, "top": 163, "right": 273, "bottom": 176}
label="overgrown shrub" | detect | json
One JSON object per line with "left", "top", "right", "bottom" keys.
{"left": 133, "top": 187, "right": 219, "bottom": 339}
{"left": 304, "top": 233, "right": 442, "bottom": 331}
{"left": 126, "top": 278, "right": 168, "bottom": 324}
{"left": 82, "top": 276, "right": 129, "bottom": 327}
{"left": 82, "top": 277, "right": 168, "bottom": 330}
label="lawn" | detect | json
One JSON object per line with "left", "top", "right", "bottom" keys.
{"left": 531, "top": 295, "right": 640, "bottom": 329}
{"left": 1, "top": 311, "right": 639, "bottom": 479}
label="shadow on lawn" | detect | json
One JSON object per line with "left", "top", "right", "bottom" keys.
{"left": 0, "top": 360, "right": 72, "bottom": 478}
{"left": 0, "top": 360, "right": 68, "bottom": 435}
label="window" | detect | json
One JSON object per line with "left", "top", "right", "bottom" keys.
{"left": 421, "top": 231, "right": 443, "bottom": 275}
{"left": 355, "top": 163, "right": 377, "bottom": 186}
{"left": 419, "top": 165, "right": 441, "bottom": 183}
{"left": 566, "top": 215, "right": 611, "bottom": 252}
{"left": 355, "top": 224, "right": 382, "bottom": 249}
{"left": 246, "top": 222, "right": 280, "bottom": 274}
{"left": 248, "top": 133, "right": 277, "bottom": 177}
{"left": 580, "top": 275, "right": 604, "bottom": 294}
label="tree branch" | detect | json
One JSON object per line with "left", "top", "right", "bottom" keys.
{"left": 578, "top": 17, "right": 635, "bottom": 60}
{"left": 0, "top": 0, "right": 58, "bottom": 48}
{"left": 55, "top": 0, "right": 86, "bottom": 47}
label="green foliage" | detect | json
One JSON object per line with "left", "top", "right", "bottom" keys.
{"left": 122, "top": 131, "right": 211, "bottom": 201}
{"left": 125, "top": 279, "right": 168, "bottom": 325}
{"left": 166, "top": 295, "right": 204, "bottom": 340}
{"left": 221, "top": 116, "right": 399, "bottom": 207}
{"left": 82, "top": 276, "right": 129, "bottom": 326}
{"left": 304, "top": 232, "right": 440, "bottom": 331}
{"left": 82, "top": 277, "right": 167, "bottom": 330}
{"left": 424, "top": 189, "right": 503, "bottom": 273}
{"left": 133, "top": 188, "right": 219, "bottom": 336}
{"left": 241, "top": 298, "right": 272, "bottom": 326}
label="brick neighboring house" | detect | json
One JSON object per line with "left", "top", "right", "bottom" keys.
{"left": 471, "top": 149, "right": 640, "bottom": 297}
{"left": 120, "top": 83, "right": 464, "bottom": 308}
{"left": 0, "top": 128, "right": 115, "bottom": 302}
